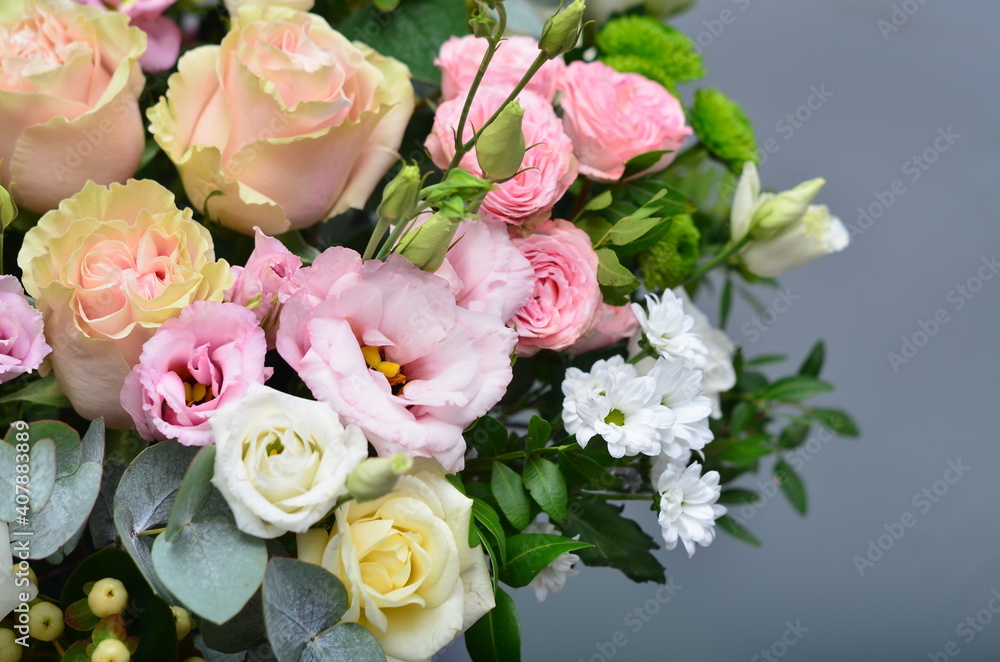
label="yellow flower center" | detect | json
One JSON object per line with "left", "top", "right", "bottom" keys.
{"left": 361, "top": 345, "right": 407, "bottom": 394}
{"left": 183, "top": 381, "right": 215, "bottom": 408}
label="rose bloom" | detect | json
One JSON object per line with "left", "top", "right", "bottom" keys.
{"left": 298, "top": 471, "right": 494, "bottom": 662}
{"left": 225, "top": 227, "right": 302, "bottom": 347}
{"left": 17, "top": 179, "right": 232, "bottom": 428}
{"left": 121, "top": 302, "right": 270, "bottom": 446}
{"left": 225, "top": 0, "right": 315, "bottom": 14}
{"left": 210, "top": 382, "right": 368, "bottom": 538}
{"left": 426, "top": 86, "right": 578, "bottom": 227}
{"left": 567, "top": 302, "right": 639, "bottom": 355}
{"left": 0, "top": 0, "right": 146, "bottom": 214}
{"left": 0, "top": 276, "right": 51, "bottom": 385}
{"left": 436, "top": 35, "right": 564, "bottom": 102}
{"left": 511, "top": 219, "right": 602, "bottom": 355}
{"left": 148, "top": 4, "right": 414, "bottom": 236}
{"left": 276, "top": 248, "right": 516, "bottom": 471}
{"left": 75, "top": 0, "right": 181, "bottom": 72}
{"left": 559, "top": 60, "right": 692, "bottom": 182}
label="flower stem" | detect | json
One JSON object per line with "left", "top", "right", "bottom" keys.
{"left": 684, "top": 233, "right": 753, "bottom": 284}
{"left": 137, "top": 527, "right": 166, "bottom": 537}
{"left": 363, "top": 216, "right": 391, "bottom": 261}
{"left": 582, "top": 492, "right": 654, "bottom": 501}
{"left": 452, "top": 5, "right": 507, "bottom": 159}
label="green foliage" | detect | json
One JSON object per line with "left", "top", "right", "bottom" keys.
{"left": 597, "top": 16, "right": 705, "bottom": 87}
{"left": 491, "top": 463, "right": 532, "bottom": 530}
{"left": 523, "top": 458, "right": 568, "bottom": 523}
{"left": 690, "top": 88, "right": 759, "bottom": 172}
{"left": 498, "top": 534, "right": 590, "bottom": 588}
{"left": 639, "top": 213, "right": 701, "bottom": 289}
{"left": 466, "top": 587, "right": 521, "bottom": 662}
{"left": 561, "top": 499, "right": 665, "bottom": 584}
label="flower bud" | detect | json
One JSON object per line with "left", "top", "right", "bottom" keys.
{"left": 0, "top": 183, "right": 14, "bottom": 231}
{"left": 0, "top": 628, "right": 22, "bottom": 662}
{"left": 539, "top": 0, "right": 586, "bottom": 59}
{"left": 750, "top": 177, "right": 825, "bottom": 238}
{"left": 476, "top": 101, "right": 526, "bottom": 181}
{"left": 377, "top": 165, "right": 423, "bottom": 225}
{"left": 394, "top": 213, "right": 462, "bottom": 271}
{"left": 421, "top": 169, "right": 494, "bottom": 209}
{"left": 88, "top": 578, "right": 129, "bottom": 618}
{"left": 28, "top": 602, "right": 64, "bottom": 642}
{"left": 469, "top": 6, "right": 497, "bottom": 38}
{"left": 346, "top": 453, "right": 414, "bottom": 502}
{"left": 91, "top": 638, "right": 131, "bottom": 662}
{"left": 171, "top": 606, "right": 193, "bottom": 641}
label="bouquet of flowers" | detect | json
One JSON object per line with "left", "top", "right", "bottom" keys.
{"left": 0, "top": 0, "right": 857, "bottom": 660}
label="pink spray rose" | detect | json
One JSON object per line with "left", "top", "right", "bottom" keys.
{"left": 225, "top": 227, "right": 302, "bottom": 347}
{"left": 276, "top": 248, "right": 517, "bottom": 471}
{"left": 425, "top": 86, "right": 578, "bottom": 227}
{"left": 511, "top": 219, "right": 602, "bottom": 355}
{"left": 436, "top": 35, "right": 565, "bottom": 102}
{"left": 559, "top": 61, "right": 692, "bottom": 182}
{"left": 76, "top": 0, "right": 181, "bottom": 72}
{"left": 0, "top": 276, "right": 51, "bottom": 384}
{"left": 568, "top": 303, "right": 640, "bottom": 355}
{"left": 121, "top": 302, "right": 271, "bottom": 446}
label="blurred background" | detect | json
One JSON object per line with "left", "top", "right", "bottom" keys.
{"left": 442, "top": 0, "right": 1000, "bottom": 660}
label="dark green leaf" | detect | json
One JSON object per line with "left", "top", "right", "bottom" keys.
{"left": 812, "top": 408, "right": 860, "bottom": 437}
{"left": 710, "top": 434, "right": 772, "bottom": 466}
{"left": 622, "top": 150, "right": 670, "bottom": 179}
{"left": 526, "top": 416, "right": 552, "bottom": 453}
{"left": 561, "top": 499, "right": 665, "bottom": 584}
{"left": 775, "top": 459, "right": 807, "bottom": 516}
{"left": 201, "top": 592, "right": 267, "bottom": 654}
{"left": 761, "top": 376, "right": 834, "bottom": 403}
{"left": 746, "top": 354, "right": 788, "bottom": 366}
{"left": 498, "top": 534, "right": 590, "bottom": 588}
{"left": 719, "top": 277, "right": 733, "bottom": 328}
{"left": 558, "top": 450, "right": 622, "bottom": 490}
{"left": 465, "top": 587, "right": 521, "bottom": 662}
{"left": 0, "top": 373, "right": 71, "bottom": 408}
{"left": 777, "top": 422, "right": 811, "bottom": 449}
{"left": 164, "top": 445, "right": 216, "bottom": 541}
{"left": 717, "top": 489, "right": 761, "bottom": 506}
{"left": 729, "top": 401, "right": 755, "bottom": 436}
{"left": 523, "top": 458, "right": 567, "bottom": 523}
{"left": 465, "top": 417, "right": 507, "bottom": 458}
{"left": 472, "top": 499, "right": 507, "bottom": 564}
{"left": 490, "top": 463, "right": 531, "bottom": 531}
{"left": 798, "top": 340, "right": 826, "bottom": 377}
{"left": 717, "top": 515, "right": 761, "bottom": 547}
{"left": 596, "top": 248, "right": 640, "bottom": 288}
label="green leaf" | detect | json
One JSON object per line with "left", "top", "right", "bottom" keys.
{"left": 152, "top": 514, "right": 267, "bottom": 625}
{"left": 777, "top": 422, "right": 811, "bottom": 449}
{"left": 201, "top": 592, "right": 267, "bottom": 655}
{"left": 465, "top": 416, "right": 507, "bottom": 458}
{"left": 761, "top": 376, "right": 834, "bottom": 403}
{"left": 576, "top": 216, "right": 614, "bottom": 245}
{"left": 472, "top": 499, "right": 507, "bottom": 564}
{"left": 746, "top": 354, "right": 788, "bottom": 366}
{"left": 0, "top": 441, "right": 16, "bottom": 522}
{"left": 581, "top": 190, "right": 614, "bottom": 213}
{"left": 164, "top": 446, "right": 216, "bottom": 541}
{"left": 92, "top": 615, "right": 127, "bottom": 646}
{"left": 775, "top": 459, "right": 807, "bottom": 516}
{"left": 596, "top": 248, "right": 639, "bottom": 288}
{"left": 798, "top": 340, "right": 826, "bottom": 377}
{"left": 607, "top": 215, "right": 663, "bottom": 247}
{"left": 523, "top": 458, "right": 567, "bottom": 523}
{"left": 498, "top": 534, "right": 590, "bottom": 588}
{"left": 490, "top": 463, "right": 531, "bottom": 531}
{"left": 263, "top": 558, "right": 383, "bottom": 662}
{"left": 61, "top": 641, "right": 91, "bottom": 662}
{"left": 558, "top": 450, "right": 622, "bottom": 490}
{"left": 561, "top": 499, "right": 665, "bottom": 584}
{"left": 729, "top": 401, "right": 755, "bottom": 436}
{"left": 717, "top": 515, "right": 762, "bottom": 547}
{"left": 0, "top": 374, "right": 71, "bottom": 408}
{"left": 717, "top": 489, "right": 761, "bottom": 506}
{"left": 28, "top": 438, "right": 56, "bottom": 513}
{"left": 526, "top": 416, "right": 551, "bottom": 453}
{"left": 465, "top": 587, "right": 521, "bottom": 662}
{"left": 812, "top": 408, "right": 860, "bottom": 437}
{"left": 274, "top": 230, "right": 320, "bottom": 265}
{"left": 719, "top": 276, "right": 733, "bottom": 329}
{"left": 339, "top": 0, "right": 468, "bottom": 85}
{"left": 622, "top": 150, "right": 670, "bottom": 179}
{"left": 710, "top": 435, "right": 772, "bottom": 466}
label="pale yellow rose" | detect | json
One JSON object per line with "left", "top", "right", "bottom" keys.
{"left": 0, "top": 0, "right": 146, "bottom": 214}
{"left": 224, "top": 0, "right": 316, "bottom": 14}
{"left": 298, "top": 472, "right": 494, "bottom": 662}
{"left": 17, "top": 180, "right": 232, "bottom": 428}
{"left": 147, "top": 5, "right": 415, "bottom": 236}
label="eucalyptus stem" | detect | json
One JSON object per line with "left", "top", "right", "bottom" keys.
{"left": 137, "top": 527, "right": 166, "bottom": 537}
{"left": 684, "top": 233, "right": 753, "bottom": 284}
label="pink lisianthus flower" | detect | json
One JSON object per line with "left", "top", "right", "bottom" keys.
{"left": 121, "top": 302, "right": 271, "bottom": 446}
{"left": 567, "top": 303, "right": 639, "bottom": 355}
{"left": 76, "top": 0, "right": 181, "bottom": 72}
{"left": 510, "top": 219, "right": 603, "bottom": 355}
{"left": 276, "top": 248, "right": 517, "bottom": 471}
{"left": 0, "top": 276, "right": 51, "bottom": 384}
{"left": 559, "top": 61, "right": 692, "bottom": 182}
{"left": 426, "top": 86, "right": 578, "bottom": 228}
{"left": 225, "top": 227, "right": 302, "bottom": 348}
{"left": 436, "top": 35, "right": 565, "bottom": 102}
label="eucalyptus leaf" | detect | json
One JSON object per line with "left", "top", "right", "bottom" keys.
{"left": 165, "top": 445, "right": 216, "bottom": 541}
{"left": 202, "top": 591, "right": 267, "bottom": 654}
{"left": 28, "top": 439, "right": 56, "bottom": 514}
{"left": 0, "top": 442, "right": 17, "bottom": 521}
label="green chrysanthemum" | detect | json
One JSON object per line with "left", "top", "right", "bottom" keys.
{"left": 601, "top": 54, "right": 679, "bottom": 97}
{"left": 690, "top": 88, "right": 759, "bottom": 172}
{"left": 640, "top": 214, "right": 702, "bottom": 290}
{"left": 597, "top": 15, "right": 706, "bottom": 86}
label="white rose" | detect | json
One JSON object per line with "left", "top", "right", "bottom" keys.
{"left": 210, "top": 383, "right": 369, "bottom": 539}
{"left": 298, "top": 472, "right": 495, "bottom": 662}
{"left": 223, "top": 0, "right": 314, "bottom": 14}
{"left": 1, "top": 521, "right": 37, "bottom": 621}
{"left": 739, "top": 204, "right": 850, "bottom": 278}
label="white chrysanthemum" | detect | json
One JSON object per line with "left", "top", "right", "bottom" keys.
{"left": 673, "top": 288, "right": 736, "bottom": 418}
{"left": 573, "top": 369, "right": 675, "bottom": 458}
{"left": 523, "top": 520, "right": 579, "bottom": 603}
{"left": 631, "top": 291, "right": 709, "bottom": 368}
{"left": 646, "top": 357, "right": 714, "bottom": 458}
{"left": 657, "top": 462, "right": 726, "bottom": 557}
{"left": 561, "top": 355, "right": 636, "bottom": 436}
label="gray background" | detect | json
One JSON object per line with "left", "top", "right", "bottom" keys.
{"left": 444, "top": 0, "right": 1000, "bottom": 660}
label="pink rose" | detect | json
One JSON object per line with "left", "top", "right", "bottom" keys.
{"left": 436, "top": 35, "right": 565, "bottom": 101}
{"left": 276, "top": 249, "right": 517, "bottom": 471}
{"left": 511, "top": 219, "right": 602, "bottom": 355}
{"left": 0, "top": 276, "right": 51, "bottom": 384}
{"left": 76, "top": 0, "right": 181, "bottom": 72}
{"left": 426, "top": 86, "right": 578, "bottom": 227}
{"left": 567, "top": 303, "right": 639, "bottom": 355}
{"left": 226, "top": 227, "right": 302, "bottom": 347}
{"left": 436, "top": 218, "right": 535, "bottom": 323}
{"left": 121, "top": 302, "right": 271, "bottom": 446}
{"left": 559, "top": 61, "right": 692, "bottom": 182}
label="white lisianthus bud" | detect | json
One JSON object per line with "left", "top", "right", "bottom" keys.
{"left": 738, "top": 204, "right": 850, "bottom": 278}
{"left": 345, "top": 454, "right": 413, "bottom": 502}
{"left": 394, "top": 212, "right": 462, "bottom": 272}
{"left": 377, "top": 165, "right": 423, "bottom": 225}
{"left": 539, "top": 0, "right": 586, "bottom": 59}
{"left": 476, "top": 101, "right": 527, "bottom": 181}
{"left": 210, "top": 383, "right": 369, "bottom": 539}
{"left": 750, "top": 177, "right": 825, "bottom": 238}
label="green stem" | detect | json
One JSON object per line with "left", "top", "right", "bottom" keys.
{"left": 452, "top": 5, "right": 507, "bottom": 160}
{"left": 363, "top": 216, "right": 390, "bottom": 261}
{"left": 466, "top": 442, "right": 579, "bottom": 468}
{"left": 684, "top": 234, "right": 753, "bottom": 284}
{"left": 374, "top": 213, "right": 418, "bottom": 261}
{"left": 568, "top": 179, "right": 594, "bottom": 224}
{"left": 137, "top": 527, "right": 166, "bottom": 537}
{"left": 582, "top": 492, "right": 654, "bottom": 501}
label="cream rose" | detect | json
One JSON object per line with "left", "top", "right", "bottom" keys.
{"left": 224, "top": 0, "right": 315, "bottom": 13}
{"left": 0, "top": 0, "right": 146, "bottom": 214}
{"left": 16, "top": 179, "right": 232, "bottom": 428}
{"left": 210, "top": 383, "right": 369, "bottom": 538}
{"left": 298, "top": 472, "right": 495, "bottom": 662}
{"left": 148, "top": 4, "right": 414, "bottom": 236}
